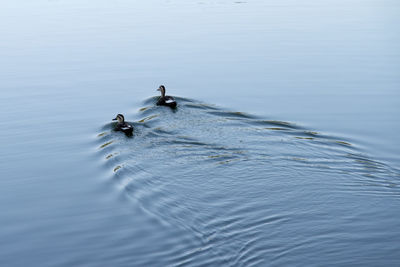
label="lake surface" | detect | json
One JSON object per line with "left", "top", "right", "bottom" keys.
{"left": 1, "top": 0, "right": 399, "bottom": 266}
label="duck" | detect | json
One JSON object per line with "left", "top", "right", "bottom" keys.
{"left": 112, "top": 114, "right": 133, "bottom": 135}
{"left": 156, "top": 85, "right": 177, "bottom": 108}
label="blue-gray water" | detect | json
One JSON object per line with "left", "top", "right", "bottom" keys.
{"left": 1, "top": 0, "right": 399, "bottom": 266}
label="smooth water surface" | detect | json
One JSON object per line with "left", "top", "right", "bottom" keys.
{"left": 1, "top": 0, "right": 399, "bottom": 266}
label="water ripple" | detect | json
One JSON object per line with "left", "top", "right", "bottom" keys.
{"left": 96, "top": 98, "right": 400, "bottom": 266}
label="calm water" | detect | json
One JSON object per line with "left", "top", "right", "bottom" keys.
{"left": 1, "top": 0, "right": 399, "bottom": 266}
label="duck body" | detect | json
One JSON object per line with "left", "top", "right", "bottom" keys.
{"left": 115, "top": 122, "right": 133, "bottom": 135}
{"left": 113, "top": 114, "right": 133, "bottom": 136}
{"left": 156, "top": 85, "right": 177, "bottom": 108}
{"left": 157, "top": 95, "right": 177, "bottom": 108}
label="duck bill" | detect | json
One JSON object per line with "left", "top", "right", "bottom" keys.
{"left": 112, "top": 117, "right": 117, "bottom": 121}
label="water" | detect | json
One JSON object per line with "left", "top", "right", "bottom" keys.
{"left": 1, "top": 0, "right": 399, "bottom": 266}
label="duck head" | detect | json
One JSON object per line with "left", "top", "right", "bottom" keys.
{"left": 157, "top": 85, "right": 166, "bottom": 97}
{"left": 112, "top": 114, "right": 125, "bottom": 123}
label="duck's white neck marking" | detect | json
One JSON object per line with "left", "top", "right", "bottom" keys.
{"left": 159, "top": 86, "right": 166, "bottom": 97}
{"left": 117, "top": 115, "right": 124, "bottom": 123}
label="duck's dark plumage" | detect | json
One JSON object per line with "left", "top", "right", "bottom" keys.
{"left": 115, "top": 122, "right": 133, "bottom": 134}
{"left": 156, "top": 85, "right": 177, "bottom": 108}
{"left": 157, "top": 95, "right": 177, "bottom": 108}
{"left": 113, "top": 114, "right": 133, "bottom": 135}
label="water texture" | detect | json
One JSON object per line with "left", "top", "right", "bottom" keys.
{"left": 96, "top": 98, "right": 400, "bottom": 266}
{"left": 1, "top": 0, "right": 399, "bottom": 266}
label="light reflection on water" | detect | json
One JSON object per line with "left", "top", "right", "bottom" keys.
{"left": 0, "top": 0, "right": 399, "bottom": 266}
